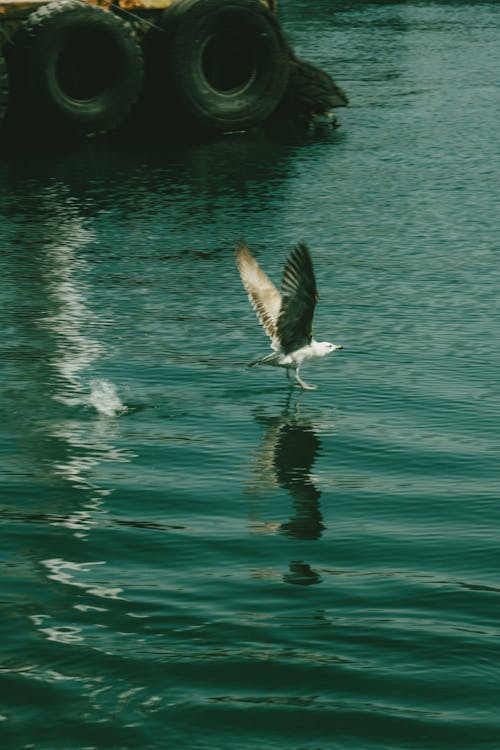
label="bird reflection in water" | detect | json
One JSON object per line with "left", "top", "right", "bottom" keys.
{"left": 248, "top": 392, "right": 328, "bottom": 585}
{"left": 283, "top": 561, "right": 321, "bottom": 587}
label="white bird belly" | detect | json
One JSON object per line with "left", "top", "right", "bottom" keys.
{"left": 279, "top": 344, "right": 317, "bottom": 367}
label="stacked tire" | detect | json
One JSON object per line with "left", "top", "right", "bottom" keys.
{"left": 3, "top": 0, "right": 290, "bottom": 139}
{"left": 158, "top": 0, "right": 290, "bottom": 132}
{"left": 7, "top": 0, "right": 143, "bottom": 138}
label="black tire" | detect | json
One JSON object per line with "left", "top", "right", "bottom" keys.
{"left": 0, "top": 49, "right": 8, "bottom": 126}
{"left": 10, "top": 0, "right": 143, "bottom": 137}
{"left": 162, "top": 0, "right": 289, "bottom": 132}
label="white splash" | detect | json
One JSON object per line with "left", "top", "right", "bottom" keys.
{"left": 88, "top": 379, "right": 127, "bottom": 418}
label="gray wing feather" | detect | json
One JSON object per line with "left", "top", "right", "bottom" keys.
{"left": 236, "top": 241, "right": 282, "bottom": 350}
{"left": 276, "top": 243, "right": 317, "bottom": 353}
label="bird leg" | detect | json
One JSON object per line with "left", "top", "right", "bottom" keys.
{"left": 294, "top": 368, "right": 316, "bottom": 390}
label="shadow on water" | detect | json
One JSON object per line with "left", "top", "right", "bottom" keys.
{"left": 0, "top": 122, "right": 343, "bottom": 201}
{"left": 247, "top": 390, "right": 327, "bottom": 586}
{"left": 0, "top": 116, "right": 347, "bottom": 303}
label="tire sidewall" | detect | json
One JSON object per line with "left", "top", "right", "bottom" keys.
{"left": 14, "top": 2, "right": 143, "bottom": 135}
{"left": 166, "top": 0, "right": 289, "bottom": 131}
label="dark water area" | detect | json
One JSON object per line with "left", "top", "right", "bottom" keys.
{"left": 1, "top": 2, "right": 500, "bottom": 748}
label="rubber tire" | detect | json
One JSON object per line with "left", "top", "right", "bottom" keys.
{"left": 0, "top": 49, "right": 8, "bottom": 126}
{"left": 162, "top": 0, "right": 289, "bottom": 132}
{"left": 11, "top": 0, "right": 143, "bottom": 137}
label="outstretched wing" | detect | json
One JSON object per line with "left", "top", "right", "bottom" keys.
{"left": 236, "top": 241, "right": 282, "bottom": 350}
{"left": 276, "top": 243, "right": 318, "bottom": 353}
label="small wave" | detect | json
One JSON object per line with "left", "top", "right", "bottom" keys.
{"left": 88, "top": 379, "right": 127, "bottom": 417}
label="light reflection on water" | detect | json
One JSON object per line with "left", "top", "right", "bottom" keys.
{"left": 1, "top": 1, "right": 500, "bottom": 748}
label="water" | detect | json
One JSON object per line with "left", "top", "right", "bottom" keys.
{"left": 1, "top": 1, "right": 500, "bottom": 748}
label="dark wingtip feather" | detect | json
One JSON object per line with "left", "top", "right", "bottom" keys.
{"left": 284, "top": 243, "right": 316, "bottom": 295}
{"left": 277, "top": 242, "right": 319, "bottom": 352}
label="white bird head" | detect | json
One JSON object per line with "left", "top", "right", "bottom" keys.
{"left": 317, "top": 341, "right": 343, "bottom": 356}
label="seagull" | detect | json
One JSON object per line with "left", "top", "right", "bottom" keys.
{"left": 236, "top": 241, "right": 343, "bottom": 390}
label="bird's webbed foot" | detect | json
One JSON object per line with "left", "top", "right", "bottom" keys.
{"left": 294, "top": 370, "right": 317, "bottom": 390}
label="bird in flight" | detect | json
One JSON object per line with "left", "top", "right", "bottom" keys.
{"left": 236, "top": 241, "right": 343, "bottom": 389}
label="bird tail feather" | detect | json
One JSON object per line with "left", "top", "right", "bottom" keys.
{"left": 248, "top": 352, "right": 280, "bottom": 368}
